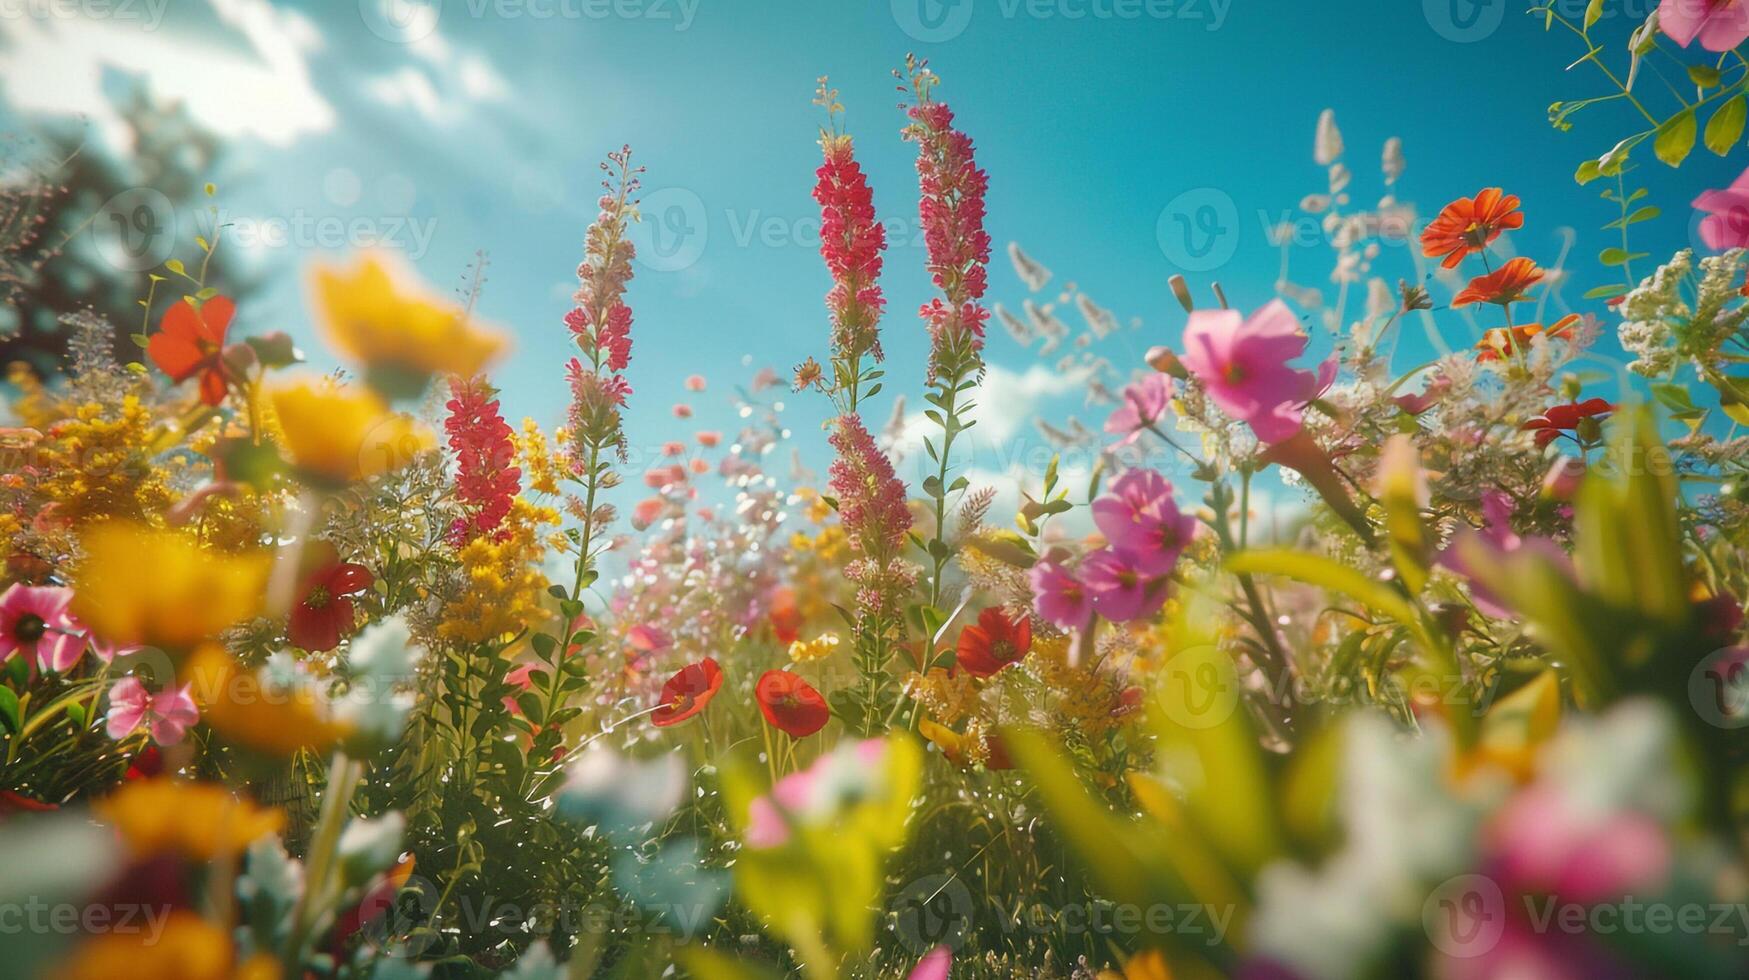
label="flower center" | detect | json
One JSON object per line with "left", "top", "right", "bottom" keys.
{"left": 12, "top": 613, "right": 45, "bottom": 643}
{"left": 1223, "top": 361, "right": 1246, "bottom": 383}
{"left": 306, "top": 585, "right": 331, "bottom": 609}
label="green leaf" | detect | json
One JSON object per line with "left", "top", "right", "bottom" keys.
{"left": 0, "top": 687, "right": 18, "bottom": 734}
{"left": 1689, "top": 63, "right": 1723, "bottom": 89}
{"left": 165, "top": 258, "right": 186, "bottom": 276}
{"left": 1575, "top": 159, "right": 1603, "bottom": 185}
{"left": 1707, "top": 95, "right": 1747, "bottom": 156}
{"left": 1582, "top": 284, "right": 1628, "bottom": 300}
{"left": 1225, "top": 549, "right": 1420, "bottom": 632}
{"left": 676, "top": 948, "right": 787, "bottom": 980}
{"left": 1653, "top": 108, "right": 1697, "bottom": 167}
{"left": 1584, "top": 0, "right": 1604, "bottom": 29}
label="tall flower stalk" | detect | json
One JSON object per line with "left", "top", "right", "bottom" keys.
{"left": 533, "top": 146, "right": 643, "bottom": 766}
{"left": 810, "top": 77, "right": 889, "bottom": 415}
{"left": 828, "top": 414, "right": 917, "bottom": 733}
{"left": 900, "top": 56, "right": 991, "bottom": 617}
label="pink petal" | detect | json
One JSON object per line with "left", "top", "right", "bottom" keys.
{"left": 105, "top": 677, "right": 150, "bottom": 739}
{"left": 908, "top": 946, "right": 952, "bottom": 980}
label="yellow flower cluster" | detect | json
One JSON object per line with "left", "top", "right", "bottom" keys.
{"left": 787, "top": 631, "right": 842, "bottom": 663}
{"left": 788, "top": 523, "right": 848, "bottom": 564}
{"left": 1032, "top": 634, "right": 1131, "bottom": 739}
{"left": 35, "top": 396, "right": 173, "bottom": 522}
{"left": 95, "top": 778, "right": 284, "bottom": 861}
{"left": 4, "top": 362, "right": 56, "bottom": 427}
{"left": 312, "top": 254, "right": 507, "bottom": 384}
{"left": 516, "top": 417, "right": 568, "bottom": 497}
{"left": 71, "top": 522, "right": 269, "bottom": 651}
{"left": 904, "top": 666, "right": 979, "bottom": 725}
{"left": 439, "top": 498, "right": 559, "bottom": 645}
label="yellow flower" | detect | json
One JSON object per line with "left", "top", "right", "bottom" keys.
{"left": 516, "top": 417, "right": 567, "bottom": 497}
{"left": 71, "top": 522, "right": 269, "bottom": 650}
{"left": 60, "top": 912, "right": 280, "bottom": 980}
{"left": 185, "top": 644, "right": 352, "bottom": 756}
{"left": 311, "top": 253, "right": 507, "bottom": 388}
{"left": 439, "top": 498, "right": 558, "bottom": 645}
{"left": 36, "top": 396, "right": 173, "bottom": 522}
{"left": 787, "top": 632, "right": 842, "bottom": 663}
{"left": 269, "top": 377, "right": 435, "bottom": 485}
{"left": 95, "top": 779, "right": 283, "bottom": 861}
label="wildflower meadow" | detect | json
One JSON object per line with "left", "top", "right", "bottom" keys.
{"left": 6, "top": 2, "right": 1749, "bottom": 978}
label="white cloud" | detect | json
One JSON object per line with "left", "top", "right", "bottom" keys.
{"left": 0, "top": 0, "right": 333, "bottom": 150}
{"left": 892, "top": 362, "right": 1093, "bottom": 454}
{"left": 365, "top": 66, "right": 446, "bottom": 123}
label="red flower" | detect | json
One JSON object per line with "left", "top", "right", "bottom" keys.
{"left": 769, "top": 588, "right": 803, "bottom": 646}
{"left": 1452, "top": 257, "right": 1544, "bottom": 307}
{"left": 955, "top": 607, "right": 1033, "bottom": 678}
{"left": 444, "top": 375, "right": 521, "bottom": 544}
{"left": 147, "top": 295, "right": 233, "bottom": 405}
{"left": 652, "top": 657, "right": 723, "bottom": 727}
{"left": 755, "top": 669, "right": 830, "bottom": 737}
{"left": 289, "top": 550, "right": 374, "bottom": 652}
{"left": 0, "top": 788, "right": 57, "bottom": 816}
{"left": 1521, "top": 398, "right": 1615, "bottom": 448}
{"left": 1420, "top": 188, "right": 1523, "bottom": 269}
{"left": 124, "top": 744, "right": 163, "bottom": 781}
{"left": 1475, "top": 314, "right": 1580, "bottom": 363}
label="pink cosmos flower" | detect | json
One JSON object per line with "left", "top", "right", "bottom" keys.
{"left": 1029, "top": 558, "right": 1092, "bottom": 629}
{"left": 0, "top": 583, "right": 84, "bottom": 673}
{"left": 1660, "top": 0, "right": 1749, "bottom": 51}
{"left": 1091, "top": 469, "right": 1197, "bottom": 575}
{"left": 1080, "top": 548, "right": 1167, "bottom": 623}
{"left": 1180, "top": 299, "right": 1336, "bottom": 444}
{"left": 1103, "top": 374, "right": 1173, "bottom": 447}
{"left": 88, "top": 636, "right": 141, "bottom": 664}
{"left": 105, "top": 676, "right": 199, "bottom": 745}
{"left": 1693, "top": 165, "right": 1749, "bottom": 250}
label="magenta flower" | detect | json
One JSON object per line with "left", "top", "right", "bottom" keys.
{"left": 1080, "top": 548, "right": 1167, "bottom": 623}
{"left": 1659, "top": 0, "right": 1749, "bottom": 51}
{"left": 1029, "top": 558, "right": 1092, "bottom": 629}
{"left": 0, "top": 584, "right": 84, "bottom": 673}
{"left": 1180, "top": 299, "right": 1336, "bottom": 444}
{"left": 1438, "top": 491, "right": 1572, "bottom": 619}
{"left": 105, "top": 676, "right": 199, "bottom": 745}
{"left": 815, "top": 133, "right": 888, "bottom": 363}
{"left": 908, "top": 947, "right": 952, "bottom": 980}
{"left": 1103, "top": 374, "right": 1173, "bottom": 447}
{"left": 1091, "top": 469, "right": 1198, "bottom": 575}
{"left": 1693, "top": 165, "right": 1749, "bottom": 250}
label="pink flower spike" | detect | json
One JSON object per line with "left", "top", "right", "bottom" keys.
{"left": 1091, "top": 469, "right": 1197, "bottom": 576}
{"left": 1080, "top": 548, "right": 1166, "bottom": 623}
{"left": 1180, "top": 299, "right": 1330, "bottom": 445}
{"left": 1660, "top": 0, "right": 1749, "bottom": 51}
{"left": 0, "top": 583, "right": 82, "bottom": 673}
{"left": 1103, "top": 374, "right": 1173, "bottom": 446}
{"left": 1029, "top": 558, "right": 1092, "bottom": 629}
{"left": 1693, "top": 165, "right": 1749, "bottom": 250}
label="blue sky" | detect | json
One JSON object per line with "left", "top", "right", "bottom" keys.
{"left": 0, "top": 0, "right": 1737, "bottom": 511}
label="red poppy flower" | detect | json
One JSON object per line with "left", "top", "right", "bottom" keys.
{"left": 1453, "top": 257, "right": 1544, "bottom": 307}
{"left": 289, "top": 554, "right": 374, "bottom": 652}
{"left": 652, "top": 657, "right": 723, "bottom": 727}
{"left": 1475, "top": 314, "right": 1580, "bottom": 363}
{"left": 769, "top": 588, "right": 802, "bottom": 646}
{"left": 124, "top": 744, "right": 164, "bottom": 781}
{"left": 755, "top": 669, "right": 830, "bottom": 737}
{"left": 955, "top": 607, "right": 1033, "bottom": 678}
{"left": 1420, "top": 188, "right": 1524, "bottom": 269}
{"left": 147, "top": 295, "right": 234, "bottom": 406}
{"left": 1521, "top": 398, "right": 1615, "bottom": 448}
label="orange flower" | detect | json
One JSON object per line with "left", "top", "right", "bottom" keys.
{"left": 185, "top": 644, "right": 352, "bottom": 756}
{"left": 1474, "top": 313, "right": 1580, "bottom": 363}
{"left": 95, "top": 778, "right": 283, "bottom": 860}
{"left": 59, "top": 911, "right": 279, "bottom": 980}
{"left": 1420, "top": 187, "right": 1523, "bottom": 269}
{"left": 147, "top": 295, "right": 233, "bottom": 406}
{"left": 1453, "top": 257, "right": 1543, "bottom": 307}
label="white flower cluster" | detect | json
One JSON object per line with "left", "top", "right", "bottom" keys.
{"left": 1618, "top": 249, "right": 1691, "bottom": 377}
